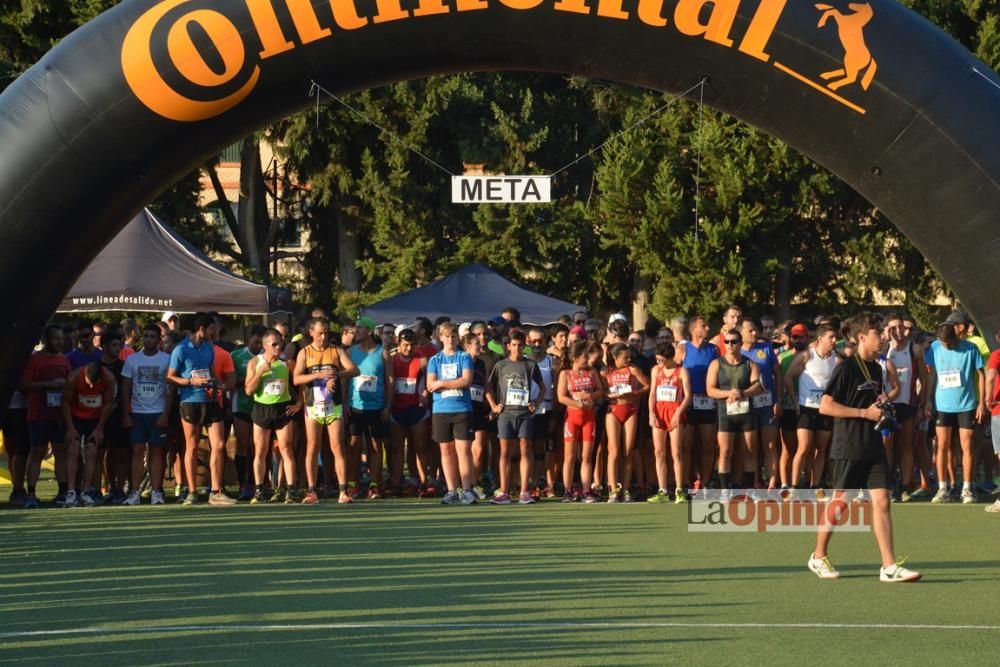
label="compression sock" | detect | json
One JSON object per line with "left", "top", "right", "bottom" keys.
{"left": 719, "top": 473, "right": 731, "bottom": 490}
{"left": 235, "top": 455, "right": 249, "bottom": 487}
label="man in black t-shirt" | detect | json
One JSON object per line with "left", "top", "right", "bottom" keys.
{"left": 808, "top": 313, "right": 922, "bottom": 583}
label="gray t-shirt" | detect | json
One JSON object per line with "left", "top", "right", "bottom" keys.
{"left": 122, "top": 350, "right": 171, "bottom": 414}
{"left": 488, "top": 358, "right": 543, "bottom": 414}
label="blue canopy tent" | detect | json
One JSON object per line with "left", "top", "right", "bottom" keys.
{"left": 360, "top": 264, "right": 584, "bottom": 325}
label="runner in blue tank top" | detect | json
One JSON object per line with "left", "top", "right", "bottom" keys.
{"left": 677, "top": 316, "right": 719, "bottom": 491}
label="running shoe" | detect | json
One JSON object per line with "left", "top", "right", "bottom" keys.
{"left": 338, "top": 493, "right": 353, "bottom": 504}
{"left": 622, "top": 490, "right": 633, "bottom": 503}
{"left": 250, "top": 489, "right": 266, "bottom": 505}
{"left": 985, "top": 500, "right": 1000, "bottom": 513}
{"left": 441, "top": 491, "right": 461, "bottom": 505}
{"left": 417, "top": 484, "right": 436, "bottom": 499}
{"left": 182, "top": 492, "right": 198, "bottom": 506}
{"left": 879, "top": 559, "right": 921, "bottom": 582}
{"left": 461, "top": 489, "right": 477, "bottom": 505}
{"left": 236, "top": 488, "right": 254, "bottom": 502}
{"left": 518, "top": 492, "right": 536, "bottom": 505}
{"left": 490, "top": 492, "right": 512, "bottom": 505}
{"left": 80, "top": 489, "right": 98, "bottom": 507}
{"left": 647, "top": 490, "right": 670, "bottom": 504}
{"left": 64, "top": 490, "right": 78, "bottom": 508}
{"left": 367, "top": 485, "right": 381, "bottom": 500}
{"left": 54, "top": 492, "right": 66, "bottom": 508}
{"left": 899, "top": 489, "right": 912, "bottom": 503}
{"left": 807, "top": 553, "right": 840, "bottom": 579}
{"left": 472, "top": 485, "right": 486, "bottom": 501}
{"left": 123, "top": 491, "right": 141, "bottom": 506}
{"left": 961, "top": 489, "right": 976, "bottom": 505}
{"left": 269, "top": 487, "right": 287, "bottom": 504}
{"left": 209, "top": 491, "right": 236, "bottom": 506}
{"left": 23, "top": 494, "right": 39, "bottom": 509}
{"left": 908, "top": 486, "right": 932, "bottom": 500}
{"left": 582, "top": 491, "right": 598, "bottom": 504}
{"left": 674, "top": 490, "right": 688, "bottom": 505}
{"left": 151, "top": 491, "right": 165, "bottom": 505}
{"left": 301, "top": 489, "right": 319, "bottom": 505}
{"left": 8, "top": 489, "right": 26, "bottom": 505}
{"left": 720, "top": 488, "right": 733, "bottom": 503}
{"left": 606, "top": 494, "right": 620, "bottom": 504}
{"left": 815, "top": 488, "right": 828, "bottom": 502}
{"left": 561, "top": 492, "right": 578, "bottom": 503}
{"left": 931, "top": 488, "right": 951, "bottom": 504}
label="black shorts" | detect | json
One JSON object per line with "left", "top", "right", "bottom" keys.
{"left": 779, "top": 405, "right": 798, "bottom": 431}
{"left": 432, "top": 412, "right": 472, "bottom": 443}
{"left": 349, "top": 409, "right": 389, "bottom": 439}
{"left": 179, "top": 402, "right": 224, "bottom": 426}
{"left": 233, "top": 411, "right": 252, "bottom": 423}
{"left": 252, "top": 402, "right": 292, "bottom": 431}
{"left": 829, "top": 456, "right": 890, "bottom": 490}
{"left": 391, "top": 405, "right": 428, "bottom": 429}
{"left": 102, "top": 419, "right": 130, "bottom": 450}
{"left": 2, "top": 409, "right": 29, "bottom": 456}
{"left": 936, "top": 410, "right": 976, "bottom": 430}
{"left": 470, "top": 405, "right": 491, "bottom": 433}
{"left": 688, "top": 408, "right": 716, "bottom": 426}
{"left": 718, "top": 413, "right": 754, "bottom": 433}
{"left": 797, "top": 406, "right": 833, "bottom": 432}
{"left": 28, "top": 419, "right": 64, "bottom": 449}
{"left": 70, "top": 417, "right": 101, "bottom": 443}
{"left": 892, "top": 403, "right": 916, "bottom": 423}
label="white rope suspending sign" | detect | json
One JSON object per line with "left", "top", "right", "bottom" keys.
{"left": 310, "top": 78, "right": 708, "bottom": 205}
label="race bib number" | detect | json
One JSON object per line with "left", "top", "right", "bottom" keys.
{"left": 727, "top": 399, "right": 750, "bottom": 416}
{"left": 470, "top": 385, "right": 485, "bottom": 402}
{"left": 395, "top": 378, "right": 417, "bottom": 395}
{"left": 79, "top": 394, "right": 102, "bottom": 409}
{"left": 692, "top": 395, "right": 716, "bottom": 411}
{"left": 46, "top": 390, "right": 63, "bottom": 408}
{"left": 311, "top": 401, "right": 333, "bottom": 417}
{"left": 507, "top": 387, "right": 529, "bottom": 407}
{"left": 656, "top": 385, "right": 678, "bottom": 403}
{"left": 355, "top": 375, "right": 378, "bottom": 393}
{"left": 939, "top": 369, "right": 962, "bottom": 389}
{"left": 312, "top": 386, "right": 332, "bottom": 404}
{"left": 137, "top": 382, "right": 159, "bottom": 397}
{"left": 805, "top": 389, "right": 823, "bottom": 408}
{"left": 440, "top": 363, "right": 458, "bottom": 380}
{"left": 441, "top": 389, "right": 463, "bottom": 399}
{"left": 752, "top": 391, "right": 773, "bottom": 409}
{"left": 263, "top": 379, "right": 286, "bottom": 397}
{"left": 609, "top": 383, "right": 632, "bottom": 398}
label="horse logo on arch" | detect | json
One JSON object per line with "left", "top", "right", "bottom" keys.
{"left": 815, "top": 2, "right": 877, "bottom": 92}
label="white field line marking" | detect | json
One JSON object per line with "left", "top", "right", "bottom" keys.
{"left": 2, "top": 621, "right": 999, "bottom": 640}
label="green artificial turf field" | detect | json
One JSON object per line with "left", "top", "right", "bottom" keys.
{"left": 1, "top": 499, "right": 998, "bottom": 665}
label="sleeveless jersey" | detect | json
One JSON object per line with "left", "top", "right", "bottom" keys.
{"left": 532, "top": 354, "right": 556, "bottom": 413}
{"left": 72, "top": 369, "right": 106, "bottom": 420}
{"left": 887, "top": 342, "right": 916, "bottom": 405}
{"left": 566, "top": 369, "right": 596, "bottom": 413}
{"left": 349, "top": 343, "right": 386, "bottom": 411}
{"left": 717, "top": 356, "right": 752, "bottom": 392}
{"left": 653, "top": 366, "right": 684, "bottom": 406}
{"left": 683, "top": 340, "right": 718, "bottom": 395}
{"left": 253, "top": 357, "right": 292, "bottom": 405}
{"left": 303, "top": 345, "right": 342, "bottom": 406}
{"left": 392, "top": 354, "right": 423, "bottom": 411}
{"left": 606, "top": 366, "right": 636, "bottom": 400}
{"left": 798, "top": 348, "right": 837, "bottom": 408}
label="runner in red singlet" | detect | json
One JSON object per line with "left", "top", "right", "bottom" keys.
{"left": 558, "top": 340, "right": 604, "bottom": 503}
{"left": 603, "top": 343, "right": 650, "bottom": 502}
{"left": 648, "top": 343, "right": 692, "bottom": 503}
{"left": 389, "top": 329, "right": 429, "bottom": 496}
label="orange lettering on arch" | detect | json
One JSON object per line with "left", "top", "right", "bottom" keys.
{"left": 637, "top": 0, "right": 668, "bottom": 28}
{"left": 329, "top": 0, "right": 367, "bottom": 30}
{"left": 553, "top": 0, "right": 589, "bottom": 14}
{"left": 245, "top": 0, "right": 295, "bottom": 59}
{"left": 498, "top": 0, "right": 545, "bottom": 8}
{"left": 674, "top": 0, "right": 740, "bottom": 47}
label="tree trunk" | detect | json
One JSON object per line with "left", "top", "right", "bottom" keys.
{"left": 238, "top": 138, "right": 268, "bottom": 279}
{"left": 632, "top": 272, "right": 651, "bottom": 331}
{"left": 338, "top": 213, "right": 362, "bottom": 292}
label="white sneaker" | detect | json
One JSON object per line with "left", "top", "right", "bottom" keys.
{"left": 961, "top": 489, "right": 976, "bottom": 505}
{"left": 931, "top": 488, "right": 951, "bottom": 504}
{"left": 64, "top": 490, "right": 78, "bottom": 508}
{"left": 807, "top": 553, "right": 840, "bottom": 579}
{"left": 984, "top": 500, "right": 1000, "bottom": 513}
{"left": 208, "top": 491, "right": 237, "bottom": 506}
{"left": 460, "top": 489, "right": 476, "bottom": 505}
{"left": 124, "top": 491, "right": 141, "bottom": 506}
{"left": 880, "top": 560, "right": 922, "bottom": 582}
{"left": 79, "top": 489, "right": 97, "bottom": 507}
{"left": 151, "top": 491, "right": 165, "bottom": 506}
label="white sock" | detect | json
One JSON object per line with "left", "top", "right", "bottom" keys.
{"left": 963, "top": 482, "right": 972, "bottom": 492}
{"left": 938, "top": 481, "right": 948, "bottom": 491}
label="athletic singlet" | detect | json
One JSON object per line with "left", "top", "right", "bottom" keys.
{"left": 349, "top": 343, "right": 386, "bottom": 411}
{"left": 606, "top": 366, "right": 637, "bottom": 402}
{"left": 682, "top": 340, "right": 718, "bottom": 396}
{"left": 565, "top": 369, "right": 596, "bottom": 413}
{"left": 717, "top": 356, "right": 752, "bottom": 392}
{"left": 253, "top": 356, "right": 292, "bottom": 405}
{"left": 72, "top": 368, "right": 106, "bottom": 420}
{"left": 303, "top": 345, "right": 342, "bottom": 406}
{"left": 470, "top": 357, "right": 487, "bottom": 407}
{"left": 653, "top": 366, "right": 684, "bottom": 406}
{"left": 798, "top": 348, "right": 837, "bottom": 408}
{"left": 887, "top": 342, "right": 916, "bottom": 405}
{"left": 392, "top": 354, "right": 423, "bottom": 412}
{"left": 531, "top": 355, "right": 555, "bottom": 413}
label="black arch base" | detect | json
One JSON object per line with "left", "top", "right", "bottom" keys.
{"left": 1, "top": 0, "right": 999, "bottom": 405}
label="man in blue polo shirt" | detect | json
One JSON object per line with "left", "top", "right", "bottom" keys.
{"left": 166, "top": 313, "right": 235, "bottom": 506}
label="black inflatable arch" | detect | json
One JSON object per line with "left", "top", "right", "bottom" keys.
{"left": 1, "top": 0, "right": 999, "bottom": 403}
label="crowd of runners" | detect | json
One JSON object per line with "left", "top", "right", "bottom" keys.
{"left": 5, "top": 305, "right": 1000, "bottom": 514}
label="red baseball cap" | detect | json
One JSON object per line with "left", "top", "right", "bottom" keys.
{"left": 790, "top": 324, "right": 809, "bottom": 337}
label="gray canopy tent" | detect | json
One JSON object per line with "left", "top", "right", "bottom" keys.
{"left": 361, "top": 263, "right": 584, "bottom": 325}
{"left": 57, "top": 208, "right": 291, "bottom": 314}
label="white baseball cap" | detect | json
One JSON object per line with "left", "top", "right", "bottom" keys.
{"left": 395, "top": 324, "right": 407, "bottom": 337}
{"left": 161, "top": 311, "right": 178, "bottom": 322}
{"left": 458, "top": 322, "right": 472, "bottom": 337}
{"left": 608, "top": 313, "right": 627, "bottom": 325}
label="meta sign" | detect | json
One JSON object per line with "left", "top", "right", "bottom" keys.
{"left": 451, "top": 176, "right": 552, "bottom": 204}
